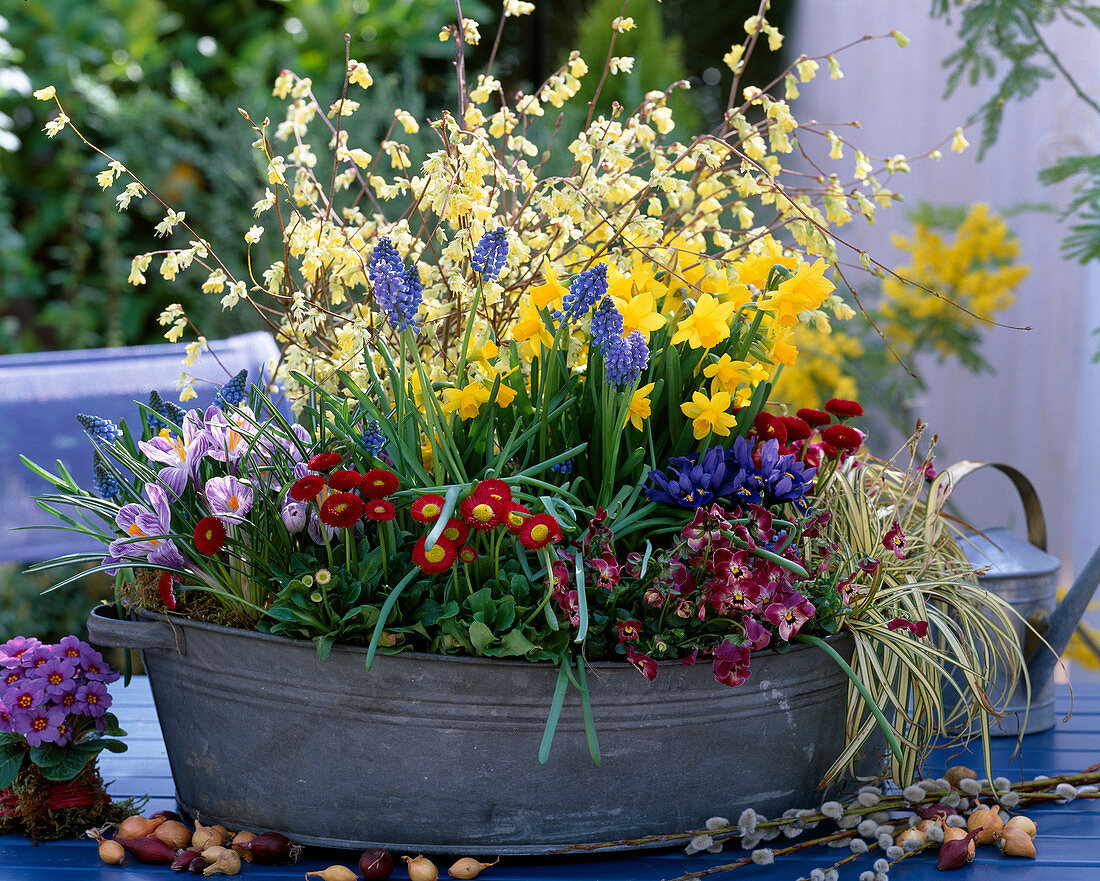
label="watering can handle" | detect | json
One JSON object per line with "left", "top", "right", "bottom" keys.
{"left": 939, "top": 460, "right": 1047, "bottom": 551}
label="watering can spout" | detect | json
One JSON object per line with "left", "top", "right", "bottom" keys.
{"left": 1027, "top": 542, "right": 1100, "bottom": 686}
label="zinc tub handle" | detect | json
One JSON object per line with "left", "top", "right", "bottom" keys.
{"left": 86, "top": 605, "right": 187, "bottom": 654}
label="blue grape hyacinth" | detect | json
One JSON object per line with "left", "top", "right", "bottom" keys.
{"left": 470, "top": 227, "right": 509, "bottom": 279}
{"left": 556, "top": 262, "right": 609, "bottom": 324}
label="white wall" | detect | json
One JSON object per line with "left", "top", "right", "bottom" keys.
{"left": 788, "top": 3, "right": 1100, "bottom": 587}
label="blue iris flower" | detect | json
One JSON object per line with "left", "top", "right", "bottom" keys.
{"left": 644, "top": 446, "right": 740, "bottom": 508}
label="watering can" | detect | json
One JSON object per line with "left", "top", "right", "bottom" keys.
{"left": 945, "top": 461, "right": 1100, "bottom": 735}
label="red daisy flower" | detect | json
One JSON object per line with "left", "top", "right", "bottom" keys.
{"left": 518, "top": 513, "right": 562, "bottom": 549}
{"left": 820, "top": 442, "right": 839, "bottom": 460}
{"left": 412, "top": 536, "right": 457, "bottom": 574}
{"left": 780, "top": 416, "right": 812, "bottom": 442}
{"left": 290, "top": 474, "right": 326, "bottom": 502}
{"left": 411, "top": 493, "right": 447, "bottom": 523}
{"left": 158, "top": 572, "right": 177, "bottom": 610}
{"left": 319, "top": 492, "right": 365, "bottom": 528}
{"left": 796, "top": 407, "right": 831, "bottom": 427}
{"left": 328, "top": 469, "right": 362, "bottom": 492}
{"left": 753, "top": 412, "right": 787, "bottom": 445}
{"left": 307, "top": 452, "right": 343, "bottom": 472}
{"left": 820, "top": 423, "right": 864, "bottom": 453}
{"left": 476, "top": 478, "right": 512, "bottom": 504}
{"left": 364, "top": 498, "right": 396, "bottom": 521}
{"left": 458, "top": 545, "right": 478, "bottom": 564}
{"left": 440, "top": 517, "right": 470, "bottom": 546}
{"left": 823, "top": 398, "right": 864, "bottom": 419}
{"left": 503, "top": 502, "right": 532, "bottom": 534}
{"left": 194, "top": 516, "right": 227, "bottom": 555}
{"left": 361, "top": 468, "right": 400, "bottom": 499}
{"left": 460, "top": 490, "right": 506, "bottom": 531}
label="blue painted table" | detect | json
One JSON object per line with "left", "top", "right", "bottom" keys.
{"left": 3, "top": 677, "right": 1099, "bottom": 881}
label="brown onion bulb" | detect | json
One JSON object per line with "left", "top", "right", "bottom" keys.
{"left": 155, "top": 820, "right": 193, "bottom": 849}
{"left": 87, "top": 829, "right": 125, "bottom": 865}
{"left": 448, "top": 857, "right": 499, "bottom": 879}
{"left": 117, "top": 814, "right": 166, "bottom": 840}
{"left": 404, "top": 854, "right": 439, "bottom": 881}
{"left": 305, "top": 867, "right": 358, "bottom": 881}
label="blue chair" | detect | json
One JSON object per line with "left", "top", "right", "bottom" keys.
{"left": 0, "top": 331, "right": 282, "bottom": 565}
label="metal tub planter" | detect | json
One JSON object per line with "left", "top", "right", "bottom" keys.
{"left": 87, "top": 605, "right": 862, "bottom": 855}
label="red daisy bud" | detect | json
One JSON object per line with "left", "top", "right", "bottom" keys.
{"left": 796, "top": 407, "right": 831, "bottom": 427}
{"left": 328, "top": 469, "right": 362, "bottom": 491}
{"left": 411, "top": 493, "right": 447, "bottom": 523}
{"left": 364, "top": 498, "right": 396, "bottom": 521}
{"left": 319, "top": 491, "right": 365, "bottom": 528}
{"left": 780, "top": 416, "right": 812, "bottom": 442}
{"left": 820, "top": 423, "right": 863, "bottom": 452}
{"left": 440, "top": 517, "right": 470, "bottom": 546}
{"left": 194, "top": 516, "right": 227, "bottom": 555}
{"left": 823, "top": 397, "right": 864, "bottom": 419}
{"left": 361, "top": 468, "right": 400, "bottom": 499}
{"left": 458, "top": 545, "right": 478, "bottom": 564}
{"left": 158, "top": 571, "right": 177, "bottom": 610}
{"left": 460, "top": 490, "right": 506, "bottom": 532}
{"left": 518, "top": 512, "right": 562, "bottom": 549}
{"left": 307, "top": 452, "right": 343, "bottom": 472}
{"left": 290, "top": 474, "right": 326, "bottom": 502}
{"left": 412, "top": 536, "right": 457, "bottom": 574}
{"left": 753, "top": 411, "right": 787, "bottom": 444}
{"left": 820, "top": 442, "right": 839, "bottom": 460}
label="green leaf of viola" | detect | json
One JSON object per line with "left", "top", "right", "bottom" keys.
{"left": 468, "top": 621, "right": 497, "bottom": 656}
{"left": 499, "top": 628, "right": 539, "bottom": 657}
{"left": 0, "top": 741, "right": 27, "bottom": 789}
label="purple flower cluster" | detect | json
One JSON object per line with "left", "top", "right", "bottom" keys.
{"left": 646, "top": 436, "right": 815, "bottom": 511}
{"left": 1, "top": 636, "right": 119, "bottom": 747}
{"left": 604, "top": 331, "right": 649, "bottom": 388}
{"left": 556, "top": 262, "right": 608, "bottom": 323}
{"left": 589, "top": 296, "right": 624, "bottom": 352}
{"left": 470, "top": 227, "right": 509, "bottom": 279}
{"left": 369, "top": 236, "right": 422, "bottom": 332}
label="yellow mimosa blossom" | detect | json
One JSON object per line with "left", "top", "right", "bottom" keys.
{"left": 681, "top": 390, "right": 736, "bottom": 439}
{"left": 759, "top": 259, "right": 834, "bottom": 327}
{"left": 530, "top": 258, "right": 567, "bottom": 310}
{"left": 627, "top": 383, "right": 655, "bottom": 431}
{"left": 671, "top": 294, "right": 736, "bottom": 349}
{"left": 442, "top": 382, "right": 491, "bottom": 420}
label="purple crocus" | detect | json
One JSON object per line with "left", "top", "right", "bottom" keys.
{"left": 204, "top": 404, "right": 257, "bottom": 464}
{"left": 205, "top": 475, "right": 254, "bottom": 522}
{"left": 281, "top": 500, "right": 307, "bottom": 534}
{"left": 105, "top": 482, "right": 187, "bottom": 573}
{"left": 138, "top": 409, "right": 211, "bottom": 496}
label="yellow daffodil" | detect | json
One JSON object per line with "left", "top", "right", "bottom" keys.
{"left": 759, "top": 258, "right": 834, "bottom": 327}
{"left": 530, "top": 257, "right": 567, "bottom": 310}
{"left": 670, "top": 294, "right": 736, "bottom": 349}
{"left": 494, "top": 383, "right": 517, "bottom": 407}
{"left": 509, "top": 297, "right": 554, "bottom": 353}
{"left": 703, "top": 354, "right": 769, "bottom": 393}
{"left": 627, "top": 382, "right": 655, "bottom": 430}
{"left": 442, "top": 382, "right": 490, "bottom": 420}
{"left": 734, "top": 237, "right": 797, "bottom": 289}
{"left": 681, "top": 390, "right": 736, "bottom": 438}
{"left": 613, "top": 291, "right": 666, "bottom": 338}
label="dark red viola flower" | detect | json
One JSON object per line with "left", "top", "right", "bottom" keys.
{"left": 616, "top": 619, "right": 642, "bottom": 644}
{"left": 412, "top": 536, "right": 457, "bottom": 574}
{"left": 411, "top": 493, "right": 447, "bottom": 523}
{"left": 290, "top": 474, "right": 326, "bottom": 502}
{"left": 780, "top": 416, "right": 812, "bottom": 442}
{"left": 823, "top": 398, "right": 864, "bottom": 419}
{"left": 194, "top": 516, "right": 227, "bottom": 555}
{"left": 361, "top": 468, "right": 400, "bottom": 499}
{"left": 887, "top": 617, "right": 928, "bottom": 638}
{"left": 820, "top": 423, "right": 864, "bottom": 452}
{"left": 796, "top": 407, "right": 831, "bottom": 427}
{"left": 626, "top": 645, "right": 659, "bottom": 681}
{"left": 518, "top": 512, "right": 562, "bottom": 549}
{"left": 307, "top": 451, "right": 343, "bottom": 472}
{"left": 882, "top": 520, "right": 906, "bottom": 559}
{"left": 328, "top": 469, "right": 363, "bottom": 492}
{"left": 319, "top": 492, "right": 365, "bottom": 528}
{"left": 364, "top": 498, "right": 396, "bottom": 522}
{"left": 753, "top": 412, "right": 787, "bottom": 445}
{"left": 440, "top": 517, "right": 470, "bottom": 546}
